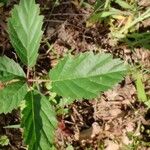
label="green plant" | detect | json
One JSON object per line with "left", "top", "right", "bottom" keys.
{"left": 135, "top": 72, "right": 147, "bottom": 102}
{"left": 88, "top": 0, "right": 150, "bottom": 41}
{"left": 0, "top": 135, "right": 9, "bottom": 147}
{"left": 0, "top": 0, "right": 127, "bottom": 149}
{"left": 123, "top": 32, "right": 150, "bottom": 50}
{"left": 133, "top": 70, "right": 150, "bottom": 108}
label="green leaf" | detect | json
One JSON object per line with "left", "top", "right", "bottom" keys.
{"left": 0, "top": 81, "right": 28, "bottom": 114}
{"left": 4, "top": 124, "right": 20, "bottom": 129}
{"left": 94, "top": 0, "right": 104, "bottom": 10}
{"left": 8, "top": 0, "right": 44, "bottom": 67}
{"left": 124, "top": 32, "right": 150, "bottom": 50}
{"left": 89, "top": 9, "right": 121, "bottom": 22}
{"left": 115, "top": 0, "right": 133, "bottom": 10}
{"left": 22, "top": 91, "right": 57, "bottom": 150}
{"left": 49, "top": 52, "right": 127, "bottom": 99}
{"left": 0, "top": 56, "right": 25, "bottom": 82}
{"left": 135, "top": 73, "right": 147, "bottom": 102}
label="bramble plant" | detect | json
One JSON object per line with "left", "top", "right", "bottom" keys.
{"left": 0, "top": 0, "right": 127, "bottom": 149}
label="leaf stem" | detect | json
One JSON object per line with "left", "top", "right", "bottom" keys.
{"left": 27, "top": 67, "right": 30, "bottom": 79}
{"left": 28, "top": 79, "right": 51, "bottom": 83}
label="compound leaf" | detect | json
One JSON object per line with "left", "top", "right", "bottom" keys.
{"left": 0, "top": 81, "right": 28, "bottom": 114}
{"left": 0, "top": 56, "right": 25, "bottom": 82}
{"left": 8, "top": 0, "right": 43, "bottom": 67}
{"left": 50, "top": 52, "right": 127, "bottom": 99}
{"left": 22, "top": 91, "right": 57, "bottom": 150}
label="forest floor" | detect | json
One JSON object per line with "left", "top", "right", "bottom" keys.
{"left": 0, "top": 0, "right": 150, "bottom": 150}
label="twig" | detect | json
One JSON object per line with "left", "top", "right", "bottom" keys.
{"left": 48, "top": 13, "right": 86, "bottom": 16}
{"left": 28, "top": 79, "right": 51, "bottom": 83}
{"left": 44, "top": 19, "right": 65, "bottom": 23}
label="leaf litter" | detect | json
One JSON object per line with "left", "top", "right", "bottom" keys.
{"left": 0, "top": 0, "right": 150, "bottom": 149}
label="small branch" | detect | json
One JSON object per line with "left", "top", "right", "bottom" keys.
{"left": 44, "top": 19, "right": 65, "bottom": 23}
{"left": 28, "top": 79, "right": 51, "bottom": 83}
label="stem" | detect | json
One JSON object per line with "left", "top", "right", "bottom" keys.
{"left": 28, "top": 79, "right": 51, "bottom": 83}
{"left": 104, "top": 0, "right": 110, "bottom": 9}
{"left": 26, "top": 67, "right": 30, "bottom": 79}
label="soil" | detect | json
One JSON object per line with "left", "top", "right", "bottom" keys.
{"left": 0, "top": 0, "right": 150, "bottom": 150}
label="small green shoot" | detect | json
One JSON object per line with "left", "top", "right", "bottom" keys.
{"left": 0, "top": 135, "right": 9, "bottom": 147}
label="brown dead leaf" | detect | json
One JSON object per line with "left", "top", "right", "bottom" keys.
{"left": 121, "top": 132, "right": 132, "bottom": 145}
{"left": 79, "top": 122, "right": 101, "bottom": 140}
{"left": 0, "top": 82, "right": 4, "bottom": 90}
{"left": 138, "top": 0, "right": 150, "bottom": 7}
{"left": 105, "top": 140, "right": 119, "bottom": 150}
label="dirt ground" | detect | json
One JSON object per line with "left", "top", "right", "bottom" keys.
{"left": 0, "top": 0, "right": 150, "bottom": 150}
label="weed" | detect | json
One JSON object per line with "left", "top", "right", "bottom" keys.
{"left": 0, "top": 135, "right": 9, "bottom": 147}
{"left": 88, "top": 0, "right": 150, "bottom": 42}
